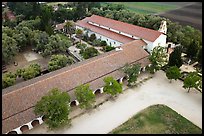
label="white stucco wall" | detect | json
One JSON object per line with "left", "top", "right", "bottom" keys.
{"left": 144, "top": 34, "right": 167, "bottom": 53}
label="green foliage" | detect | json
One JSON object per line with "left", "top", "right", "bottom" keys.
{"left": 183, "top": 72, "right": 201, "bottom": 93}
{"left": 42, "top": 34, "right": 71, "bottom": 57}
{"left": 2, "top": 33, "right": 18, "bottom": 63}
{"left": 76, "top": 43, "right": 87, "bottom": 50}
{"left": 100, "top": 40, "right": 107, "bottom": 46}
{"left": 196, "top": 47, "right": 202, "bottom": 66}
{"left": 80, "top": 47, "right": 99, "bottom": 59}
{"left": 75, "top": 29, "right": 83, "bottom": 38}
{"left": 92, "top": 39, "right": 102, "bottom": 46}
{"left": 103, "top": 45, "right": 115, "bottom": 52}
{"left": 148, "top": 46, "right": 168, "bottom": 73}
{"left": 123, "top": 63, "right": 141, "bottom": 86}
{"left": 89, "top": 33, "right": 96, "bottom": 42}
{"left": 168, "top": 46, "right": 183, "bottom": 68}
{"left": 21, "top": 63, "right": 41, "bottom": 80}
{"left": 75, "top": 84, "right": 96, "bottom": 109}
{"left": 64, "top": 20, "right": 75, "bottom": 38}
{"left": 2, "top": 72, "right": 17, "bottom": 89}
{"left": 34, "top": 88, "right": 71, "bottom": 129}
{"left": 166, "top": 66, "right": 181, "bottom": 82}
{"left": 48, "top": 54, "right": 72, "bottom": 72}
{"left": 186, "top": 39, "right": 200, "bottom": 59}
{"left": 103, "top": 76, "right": 122, "bottom": 96}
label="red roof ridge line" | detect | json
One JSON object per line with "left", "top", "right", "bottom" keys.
{"left": 91, "top": 14, "right": 163, "bottom": 34}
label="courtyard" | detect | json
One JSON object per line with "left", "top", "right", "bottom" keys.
{"left": 25, "top": 70, "right": 202, "bottom": 134}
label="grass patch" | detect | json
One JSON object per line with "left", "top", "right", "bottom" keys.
{"left": 110, "top": 104, "right": 202, "bottom": 134}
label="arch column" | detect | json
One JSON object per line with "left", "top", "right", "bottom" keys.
{"left": 143, "top": 66, "right": 146, "bottom": 72}
{"left": 119, "top": 77, "right": 123, "bottom": 83}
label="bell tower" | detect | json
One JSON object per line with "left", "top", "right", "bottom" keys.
{"left": 158, "top": 20, "right": 167, "bottom": 34}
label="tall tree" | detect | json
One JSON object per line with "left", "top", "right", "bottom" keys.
{"left": 168, "top": 46, "right": 183, "bottom": 68}
{"left": 148, "top": 46, "right": 168, "bottom": 74}
{"left": 34, "top": 88, "right": 71, "bottom": 129}
{"left": 2, "top": 33, "right": 18, "bottom": 64}
{"left": 75, "top": 28, "right": 83, "bottom": 44}
{"left": 123, "top": 63, "right": 141, "bottom": 86}
{"left": 186, "top": 39, "right": 200, "bottom": 59}
{"left": 75, "top": 84, "right": 96, "bottom": 109}
{"left": 197, "top": 47, "right": 202, "bottom": 66}
{"left": 103, "top": 76, "right": 122, "bottom": 97}
{"left": 165, "top": 66, "right": 181, "bottom": 82}
{"left": 64, "top": 20, "right": 75, "bottom": 38}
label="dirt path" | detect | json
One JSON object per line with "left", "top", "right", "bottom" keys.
{"left": 26, "top": 71, "right": 202, "bottom": 134}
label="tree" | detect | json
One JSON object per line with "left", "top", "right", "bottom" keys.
{"left": 148, "top": 46, "right": 168, "bottom": 74}
{"left": 34, "top": 88, "right": 71, "bottom": 129}
{"left": 76, "top": 43, "right": 87, "bottom": 50}
{"left": 2, "top": 72, "right": 17, "bottom": 89}
{"left": 168, "top": 46, "right": 183, "bottom": 68}
{"left": 89, "top": 33, "right": 96, "bottom": 42}
{"left": 64, "top": 20, "right": 75, "bottom": 38}
{"left": 75, "top": 28, "right": 83, "bottom": 43}
{"left": 80, "top": 47, "right": 99, "bottom": 59}
{"left": 183, "top": 72, "right": 201, "bottom": 93}
{"left": 197, "top": 47, "right": 202, "bottom": 66}
{"left": 75, "top": 84, "right": 96, "bottom": 109}
{"left": 21, "top": 63, "right": 41, "bottom": 80}
{"left": 33, "top": 31, "right": 49, "bottom": 52}
{"left": 186, "top": 39, "right": 200, "bottom": 59}
{"left": 103, "top": 76, "right": 122, "bottom": 96}
{"left": 48, "top": 54, "right": 71, "bottom": 72}
{"left": 100, "top": 40, "right": 107, "bottom": 46}
{"left": 42, "top": 34, "right": 71, "bottom": 56}
{"left": 166, "top": 66, "right": 181, "bottom": 82}
{"left": 123, "top": 63, "right": 141, "bottom": 86}
{"left": 2, "top": 33, "right": 18, "bottom": 64}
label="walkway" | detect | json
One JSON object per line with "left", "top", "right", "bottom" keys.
{"left": 26, "top": 70, "right": 202, "bottom": 134}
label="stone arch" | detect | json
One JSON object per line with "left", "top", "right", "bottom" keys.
{"left": 31, "top": 119, "right": 40, "bottom": 127}
{"left": 70, "top": 100, "right": 77, "bottom": 107}
{"left": 7, "top": 130, "right": 18, "bottom": 134}
{"left": 42, "top": 115, "right": 47, "bottom": 122}
{"left": 20, "top": 125, "right": 29, "bottom": 132}
{"left": 94, "top": 89, "right": 101, "bottom": 95}
{"left": 116, "top": 78, "right": 120, "bottom": 83}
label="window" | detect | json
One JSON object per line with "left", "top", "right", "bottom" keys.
{"left": 107, "top": 39, "right": 108, "bottom": 41}
{"left": 119, "top": 32, "right": 121, "bottom": 34}
{"left": 114, "top": 42, "right": 116, "bottom": 44}
{"left": 132, "top": 36, "right": 134, "bottom": 38}
{"left": 109, "top": 28, "right": 110, "bottom": 30}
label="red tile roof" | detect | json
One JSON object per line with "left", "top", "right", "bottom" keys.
{"left": 76, "top": 15, "right": 163, "bottom": 42}
{"left": 55, "top": 22, "right": 65, "bottom": 30}
{"left": 2, "top": 40, "right": 150, "bottom": 133}
{"left": 76, "top": 17, "right": 134, "bottom": 44}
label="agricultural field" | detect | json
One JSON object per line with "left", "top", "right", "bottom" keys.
{"left": 159, "top": 2, "right": 202, "bottom": 31}
{"left": 102, "top": 2, "right": 189, "bottom": 14}
{"left": 110, "top": 104, "right": 202, "bottom": 134}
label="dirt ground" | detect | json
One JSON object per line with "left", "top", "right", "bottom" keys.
{"left": 158, "top": 2, "right": 202, "bottom": 31}
{"left": 25, "top": 71, "right": 202, "bottom": 134}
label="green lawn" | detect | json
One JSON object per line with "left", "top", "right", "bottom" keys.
{"left": 110, "top": 104, "right": 202, "bottom": 134}
{"left": 102, "top": 2, "right": 179, "bottom": 14}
